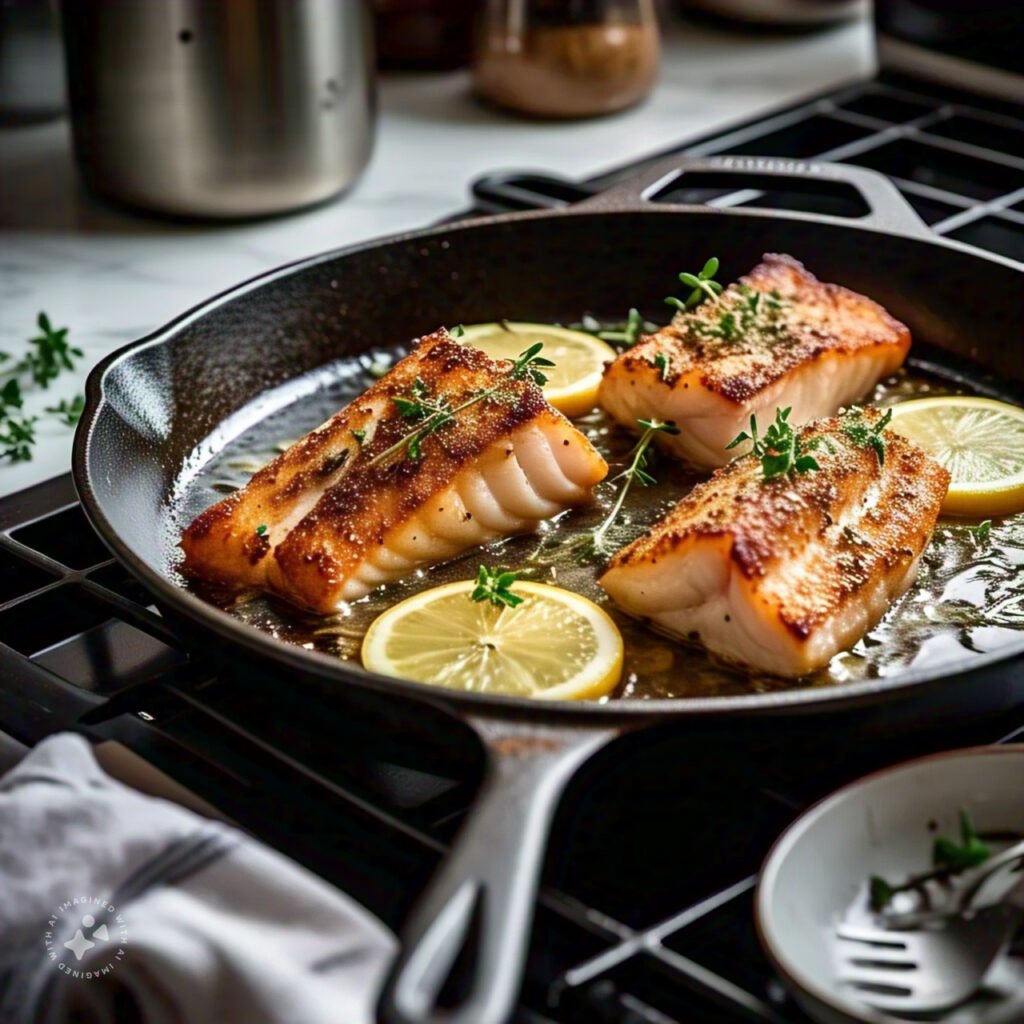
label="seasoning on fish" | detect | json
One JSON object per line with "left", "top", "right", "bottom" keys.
{"left": 598, "top": 410, "right": 950, "bottom": 677}
{"left": 598, "top": 254, "right": 911, "bottom": 469}
{"left": 180, "top": 329, "right": 608, "bottom": 612}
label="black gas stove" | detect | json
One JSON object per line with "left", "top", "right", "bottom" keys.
{"left": 4, "top": 39, "right": 1024, "bottom": 1024}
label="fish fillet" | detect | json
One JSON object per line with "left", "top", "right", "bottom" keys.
{"left": 181, "top": 329, "right": 607, "bottom": 612}
{"left": 598, "top": 254, "right": 911, "bottom": 469}
{"left": 599, "top": 411, "right": 949, "bottom": 677}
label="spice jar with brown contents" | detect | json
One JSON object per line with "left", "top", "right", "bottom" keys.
{"left": 472, "top": 0, "right": 660, "bottom": 118}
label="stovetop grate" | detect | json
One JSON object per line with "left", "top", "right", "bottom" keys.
{"left": 3, "top": 73, "right": 1024, "bottom": 1024}
{"left": 473, "top": 77, "right": 1024, "bottom": 265}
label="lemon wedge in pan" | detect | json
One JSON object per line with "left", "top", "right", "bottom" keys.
{"left": 888, "top": 396, "right": 1024, "bottom": 516}
{"left": 457, "top": 322, "right": 617, "bottom": 418}
{"left": 361, "top": 580, "right": 623, "bottom": 701}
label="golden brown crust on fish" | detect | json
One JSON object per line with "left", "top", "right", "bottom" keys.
{"left": 181, "top": 329, "right": 607, "bottom": 612}
{"left": 600, "top": 411, "right": 950, "bottom": 672}
{"left": 615, "top": 254, "right": 910, "bottom": 404}
{"left": 597, "top": 255, "right": 912, "bottom": 469}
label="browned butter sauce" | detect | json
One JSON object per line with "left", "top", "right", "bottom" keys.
{"left": 178, "top": 345, "right": 1024, "bottom": 701}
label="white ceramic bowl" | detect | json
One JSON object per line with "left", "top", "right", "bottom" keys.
{"left": 756, "top": 746, "right": 1024, "bottom": 1024}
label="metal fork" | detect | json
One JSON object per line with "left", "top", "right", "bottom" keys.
{"left": 835, "top": 879, "right": 1024, "bottom": 1015}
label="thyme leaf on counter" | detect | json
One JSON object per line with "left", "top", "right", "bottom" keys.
{"left": 665, "top": 257, "right": 723, "bottom": 312}
{"left": 45, "top": 395, "right": 85, "bottom": 427}
{"left": 580, "top": 418, "right": 680, "bottom": 556}
{"left": 367, "top": 344, "right": 555, "bottom": 468}
{"left": 869, "top": 809, "right": 991, "bottom": 912}
{"left": 1, "top": 313, "right": 83, "bottom": 463}
{"left": 18, "top": 313, "right": 84, "bottom": 388}
{"left": 727, "top": 407, "right": 820, "bottom": 480}
{"left": 841, "top": 407, "right": 893, "bottom": 466}
{"left": 471, "top": 565, "right": 524, "bottom": 609}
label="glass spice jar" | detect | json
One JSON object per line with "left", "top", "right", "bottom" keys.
{"left": 472, "top": 0, "right": 660, "bottom": 118}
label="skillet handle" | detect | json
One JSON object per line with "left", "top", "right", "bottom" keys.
{"left": 573, "top": 154, "right": 931, "bottom": 238}
{"left": 377, "top": 718, "right": 618, "bottom": 1024}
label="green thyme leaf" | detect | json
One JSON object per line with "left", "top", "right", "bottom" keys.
{"left": 727, "top": 408, "right": 820, "bottom": 481}
{"left": 841, "top": 407, "right": 893, "bottom": 466}
{"left": 471, "top": 565, "right": 524, "bottom": 609}
{"left": 968, "top": 519, "right": 992, "bottom": 543}
{"left": 869, "top": 875, "right": 895, "bottom": 913}
{"left": 45, "top": 394, "right": 85, "bottom": 426}
{"left": 579, "top": 418, "right": 680, "bottom": 556}
{"left": 1, "top": 313, "right": 81, "bottom": 463}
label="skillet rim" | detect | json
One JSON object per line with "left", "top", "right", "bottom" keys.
{"left": 73, "top": 201, "right": 1024, "bottom": 721}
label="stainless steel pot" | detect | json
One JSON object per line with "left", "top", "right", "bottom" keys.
{"left": 59, "top": 0, "right": 376, "bottom": 218}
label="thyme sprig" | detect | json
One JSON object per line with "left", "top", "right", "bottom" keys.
{"left": 1, "top": 313, "right": 84, "bottom": 463}
{"left": 869, "top": 809, "right": 992, "bottom": 912}
{"left": 45, "top": 395, "right": 85, "bottom": 427}
{"left": 727, "top": 407, "right": 822, "bottom": 480}
{"left": 595, "top": 308, "right": 647, "bottom": 348}
{"left": 471, "top": 565, "right": 524, "bottom": 609}
{"left": 581, "top": 418, "right": 680, "bottom": 555}
{"left": 366, "top": 343, "right": 555, "bottom": 468}
{"left": 665, "top": 257, "right": 722, "bottom": 312}
{"left": 686, "top": 285, "right": 787, "bottom": 344}
{"left": 841, "top": 407, "right": 893, "bottom": 466}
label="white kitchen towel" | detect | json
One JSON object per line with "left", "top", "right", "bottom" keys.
{"left": 0, "top": 733, "right": 396, "bottom": 1024}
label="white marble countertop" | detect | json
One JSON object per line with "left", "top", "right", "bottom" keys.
{"left": 0, "top": 15, "right": 872, "bottom": 496}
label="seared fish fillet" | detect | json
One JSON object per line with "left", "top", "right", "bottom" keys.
{"left": 181, "top": 329, "right": 607, "bottom": 612}
{"left": 598, "top": 254, "right": 911, "bottom": 469}
{"left": 599, "top": 411, "right": 949, "bottom": 677}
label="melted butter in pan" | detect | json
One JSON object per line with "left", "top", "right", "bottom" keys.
{"left": 179, "top": 353, "right": 1024, "bottom": 700}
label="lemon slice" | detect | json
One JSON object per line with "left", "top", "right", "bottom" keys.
{"left": 361, "top": 579, "right": 623, "bottom": 700}
{"left": 888, "top": 396, "right": 1024, "bottom": 516}
{"left": 458, "top": 322, "right": 617, "bottom": 418}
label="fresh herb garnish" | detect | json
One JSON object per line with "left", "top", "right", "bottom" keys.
{"left": 653, "top": 352, "right": 670, "bottom": 381}
{"left": 967, "top": 519, "right": 992, "bottom": 544}
{"left": 352, "top": 429, "right": 366, "bottom": 445}
{"left": 934, "top": 809, "right": 991, "bottom": 871}
{"left": 0, "top": 402, "right": 37, "bottom": 462}
{"left": 19, "top": 313, "right": 84, "bottom": 388}
{"left": 869, "top": 809, "right": 991, "bottom": 912}
{"left": 841, "top": 407, "right": 893, "bottom": 466}
{"left": 727, "top": 408, "right": 821, "bottom": 480}
{"left": 255, "top": 524, "right": 268, "bottom": 537}
{"left": 581, "top": 418, "right": 680, "bottom": 555}
{"left": 596, "top": 308, "right": 647, "bottom": 348}
{"left": 665, "top": 257, "right": 722, "bottom": 312}
{"left": 686, "top": 286, "right": 787, "bottom": 345}
{"left": 45, "top": 395, "right": 85, "bottom": 427}
{"left": 471, "top": 565, "right": 524, "bottom": 609}
{"left": 1, "top": 313, "right": 83, "bottom": 463}
{"left": 449, "top": 324, "right": 465, "bottom": 339}
{"left": 366, "top": 344, "right": 555, "bottom": 468}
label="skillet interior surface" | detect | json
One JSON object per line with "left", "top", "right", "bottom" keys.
{"left": 75, "top": 205, "right": 1024, "bottom": 716}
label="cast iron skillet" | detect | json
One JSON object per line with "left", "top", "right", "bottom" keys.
{"left": 74, "top": 157, "right": 1024, "bottom": 1024}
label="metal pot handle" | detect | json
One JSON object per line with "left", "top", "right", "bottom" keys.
{"left": 377, "top": 717, "right": 619, "bottom": 1024}
{"left": 572, "top": 155, "right": 931, "bottom": 238}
